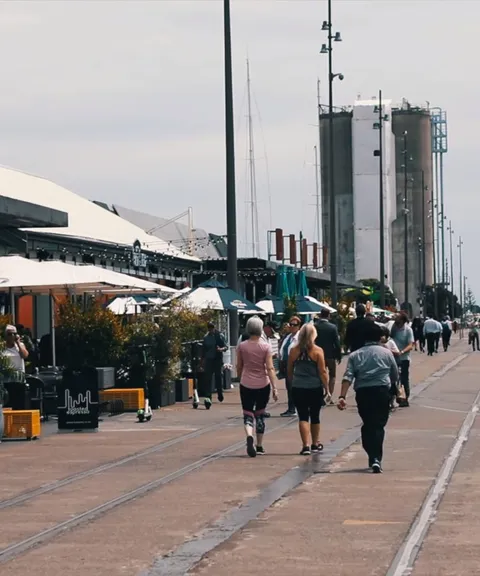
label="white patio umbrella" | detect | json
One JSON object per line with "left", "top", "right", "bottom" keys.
{"left": 304, "top": 295, "right": 336, "bottom": 313}
{"left": 107, "top": 296, "right": 150, "bottom": 315}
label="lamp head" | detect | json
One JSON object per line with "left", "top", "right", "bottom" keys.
{"left": 320, "top": 44, "right": 328, "bottom": 54}
{"left": 334, "top": 32, "right": 342, "bottom": 41}
{"left": 321, "top": 20, "right": 329, "bottom": 30}
{"left": 338, "top": 73, "right": 344, "bottom": 81}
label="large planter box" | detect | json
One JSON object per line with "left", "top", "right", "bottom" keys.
{"left": 160, "top": 382, "right": 176, "bottom": 407}
{"left": 175, "top": 378, "right": 189, "bottom": 403}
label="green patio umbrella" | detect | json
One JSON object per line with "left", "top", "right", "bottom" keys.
{"left": 287, "top": 267, "right": 297, "bottom": 297}
{"left": 275, "top": 265, "right": 290, "bottom": 299}
{"left": 297, "top": 270, "right": 309, "bottom": 297}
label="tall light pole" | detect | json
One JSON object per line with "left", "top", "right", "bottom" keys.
{"left": 458, "top": 237, "right": 463, "bottom": 329}
{"left": 374, "top": 90, "right": 388, "bottom": 309}
{"left": 428, "top": 198, "right": 438, "bottom": 318}
{"left": 421, "top": 170, "right": 427, "bottom": 312}
{"left": 320, "top": 1, "right": 343, "bottom": 308}
{"left": 402, "top": 131, "right": 409, "bottom": 311}
{"left": 224, "top": 0, "right": 238, "bottom": 343}
{"left": 447, "top": 220, "right": 454, "bottom": 318}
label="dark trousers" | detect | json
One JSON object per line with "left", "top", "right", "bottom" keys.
{"left": 399, "top": 359, "right": 410, "bottom": 399}
{"left": 435, "top": 333, "right": 440, "bottom": 352}
{"left": 417, "top": 334, "right": 425, "bottom": 351}
{"left": 442, "top": 331, "right": 451, "bottom": 350}
{"left": 203, "top": 358, "right": 223, "bottom": 400}
{"left": 285, "top": 377, "right": 296, "bottom": 412}
{"left": 471, "top": 333, "right": 480, "bottom": 351}
{"left": 356, "top": 386, "right": 390, "bottom": 464}
{"left": 426, "top": 333, "right": 436, "bottom": 356}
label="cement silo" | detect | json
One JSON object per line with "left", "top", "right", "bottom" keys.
{"left": 392, "top": 104, "right": 434, "bottom": 314}
{"left": 319, "top": 111, "right": 354, "bottom": 281}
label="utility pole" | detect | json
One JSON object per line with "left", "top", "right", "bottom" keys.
{"left": 448, "top": 220, "right": 454, "bottom": 318}
{"left": 224, "top": 0, "right": 238, "bottom": 343}
{"left": 421, "top": 171, "right": 427, "bottom": 312}
{"left": 314, "top": 145, "right": 321, "bottom": 249}
{"left": 458, "top": 237, "right": 463, "bottom": 332}
{"left": 403, "top": 131, "right": 409, "bottom": 311}
{"left": 321, "top": 0, "right": 343, "bottom": 308}
{"left": 378, "top": 90, "right": 385, "bottom": 309}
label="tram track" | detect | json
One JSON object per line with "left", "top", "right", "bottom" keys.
{"left": 0, "top": 418, "right": 235, "bottom": 511}
{"left": 0, "top": 416, "right": 297, "bottom": 565}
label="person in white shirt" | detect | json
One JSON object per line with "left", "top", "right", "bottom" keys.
{"left": 3, "top": 325, "right": 29, "bottom": 377}
{"left": 423, "top": 317, "right": 442, "bottom": 356}
{"left": 278, "top": 317, "right": 301, "bottom": 416}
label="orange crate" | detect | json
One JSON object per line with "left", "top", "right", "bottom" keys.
{"left": 187, "top": 378, "right": 194, "bottom": 399}
{"left": 3, "top": 410, "right": 41, "bottom": 440}
{"left": 99, "top": 388, "right": 144, "bottom": 411}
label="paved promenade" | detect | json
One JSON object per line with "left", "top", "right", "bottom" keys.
{"left": 0, "top": 336, "right": 478, "bottom": 575}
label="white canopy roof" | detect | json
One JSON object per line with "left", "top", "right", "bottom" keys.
{"left": 0, "top": 166, "right": 198, "bottom": 262}
{"left": 0, "top": 256, "right": 178, "bottom": 295}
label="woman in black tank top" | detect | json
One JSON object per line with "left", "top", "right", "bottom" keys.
{"left": 288, "top": 324, "right": 328, "bottom": 455}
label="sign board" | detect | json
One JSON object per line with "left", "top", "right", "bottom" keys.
{"left": 132, "top": 239, "right": 147, "bottom": 268}
{"left": 230, "top": 299, "right": 247, "bottom": 309}
{"left": 57, "top": 368, "right": 99, "bottom": 431}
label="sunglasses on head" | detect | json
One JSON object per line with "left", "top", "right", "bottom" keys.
{"left": 289, "top": 322, "right": 300, "bottom": 327}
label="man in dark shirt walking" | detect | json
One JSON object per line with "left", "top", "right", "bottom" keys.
{"left": 201, "top": 322, "right": 228, "bottom": 409}
{"left": 315, "top": 309, "right": 342, "bottom": 404}
{"left": 344, "top": 304, "right": 373, "bottom": 353}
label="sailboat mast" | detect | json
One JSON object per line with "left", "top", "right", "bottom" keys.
{"left": 246, "top": 59, "right": 259, "bottom": 258}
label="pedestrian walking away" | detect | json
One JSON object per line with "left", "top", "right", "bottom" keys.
{"left": 337, "top": 322, "right": 399, "bottom": 473}
{"left": 441, "top": 317, "right": 452, "bottom": 351}
{"left": 380, "top": 325, "right": 400, "bottom": 410}
{"left": 278, "top": 316, "right": 301, "bottom": 417}
{"left": 236, "top": 316, "right": 278, "bottom": 457}
{"left": 344, "top": 304, "right": 373, "bottom": 353}
{"left": 469, "top": 324, "right": 480, "bottom": 351}
{"left": 200, "top": 322, "right": 228, "bottom": 409}
{"left": 287, "top": 323, "right": 328, "bottom": 455}
{"left": 423, "top": 316, "right": 440, "bottom": 356}
{"left": 390, "top": 312, "right": 414, "bottom": 406}
{"left": 411, "top": 316, "right": 425, "bottom": 352}
{"left": 314, "top": 308, "right": 342, "bottom": 405}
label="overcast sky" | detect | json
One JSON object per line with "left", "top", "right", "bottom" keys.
{"left": 0, "top": 0, "right": 477, "bottom": 298}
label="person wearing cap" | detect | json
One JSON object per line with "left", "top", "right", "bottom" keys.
{"left": 337, "top": 322, "right": 398, "bottom": 474}
{"left": 201, "top": 322, "right": 228, "bottom": 409}
{"left": 3, "top": 325, "right": 29, "bottom": 378}
{"left": 344, "top": 304, "right": 373, "bottom": 353}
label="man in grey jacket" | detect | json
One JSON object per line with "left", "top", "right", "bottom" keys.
{"left": 337, "top": 322, "right": 399, "bottom": 474}
{"left": 314, "top": 309, "right": 342, "bottom": 404}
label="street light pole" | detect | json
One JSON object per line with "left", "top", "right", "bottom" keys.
{"left": 458, "top": 237, "right": 463, "bottom": 331}
{"left": 421, "top": 170, "right": 427, "bottom": 311}
{"left": 403, "top": 131, "right": 409, "bottom": 311}
{"left": 448, "top": 220, "right": 454, "bottom": 318}
{"left": 321, "top": 1, "right": 343, "bottom": 308}
{"left": 378, "top": 90, "right": 385, "bottom": 309}
{"left": 223, "top": 0, "right": 238, "bottom": 343}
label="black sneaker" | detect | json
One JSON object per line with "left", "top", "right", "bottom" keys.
{"left": 204, "top": 398, "right": 212, "bottom": 410}
{"left": 311, "top": 443, "right": 324, "bottom": 453}
{"left": 218, "top": 392, "right": 224, "bottom": 403}
{"left": 264, "top": 412, "right": 271, "bottom": 418}
{"left": 246, "top": 435, "right": 257, "bottom": 458}
{"left": 280, "top": 410, "right": 296, "bottom": 417}
{"left": 256, "top": 446, "right": 265, "bottom": 455}
{"left": 371, "top": 459, "right": 383, "bottom": 474}
{"left": 300, "top": 446, "right": 311, "bottom": 456}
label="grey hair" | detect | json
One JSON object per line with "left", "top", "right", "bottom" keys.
{"left": 246, "top": 316, "right": 264, "bottom": 337}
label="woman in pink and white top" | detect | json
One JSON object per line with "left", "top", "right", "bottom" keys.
{"left": 236, "top": 316, "right": 279, "bottom": 458}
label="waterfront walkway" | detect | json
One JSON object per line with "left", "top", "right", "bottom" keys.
{"left": 0, "top": 336, "right": 477, "bottom": 575}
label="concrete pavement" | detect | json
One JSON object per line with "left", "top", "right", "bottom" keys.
{"left": 0, "top": 336, "right": 477, "bottom": 576}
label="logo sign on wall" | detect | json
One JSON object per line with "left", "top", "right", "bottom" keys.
{"left": 57, "top": 368, "right": 99, "bottom": 431}
{"left": 132, "top": 239, "right": 147, "bottom": 268}
{"left": 230, "top": 299, "right": 247, "bottom": 309}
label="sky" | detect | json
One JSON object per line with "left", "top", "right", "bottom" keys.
{"left": 0, "top": 0, "right": 478, "bottom": 298}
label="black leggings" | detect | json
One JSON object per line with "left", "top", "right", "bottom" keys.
{"left": 291, "top": 387, "right": 324, "bottom": 424}
{"left": 240, "top": 384, "right": 270, "bottom": 434}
